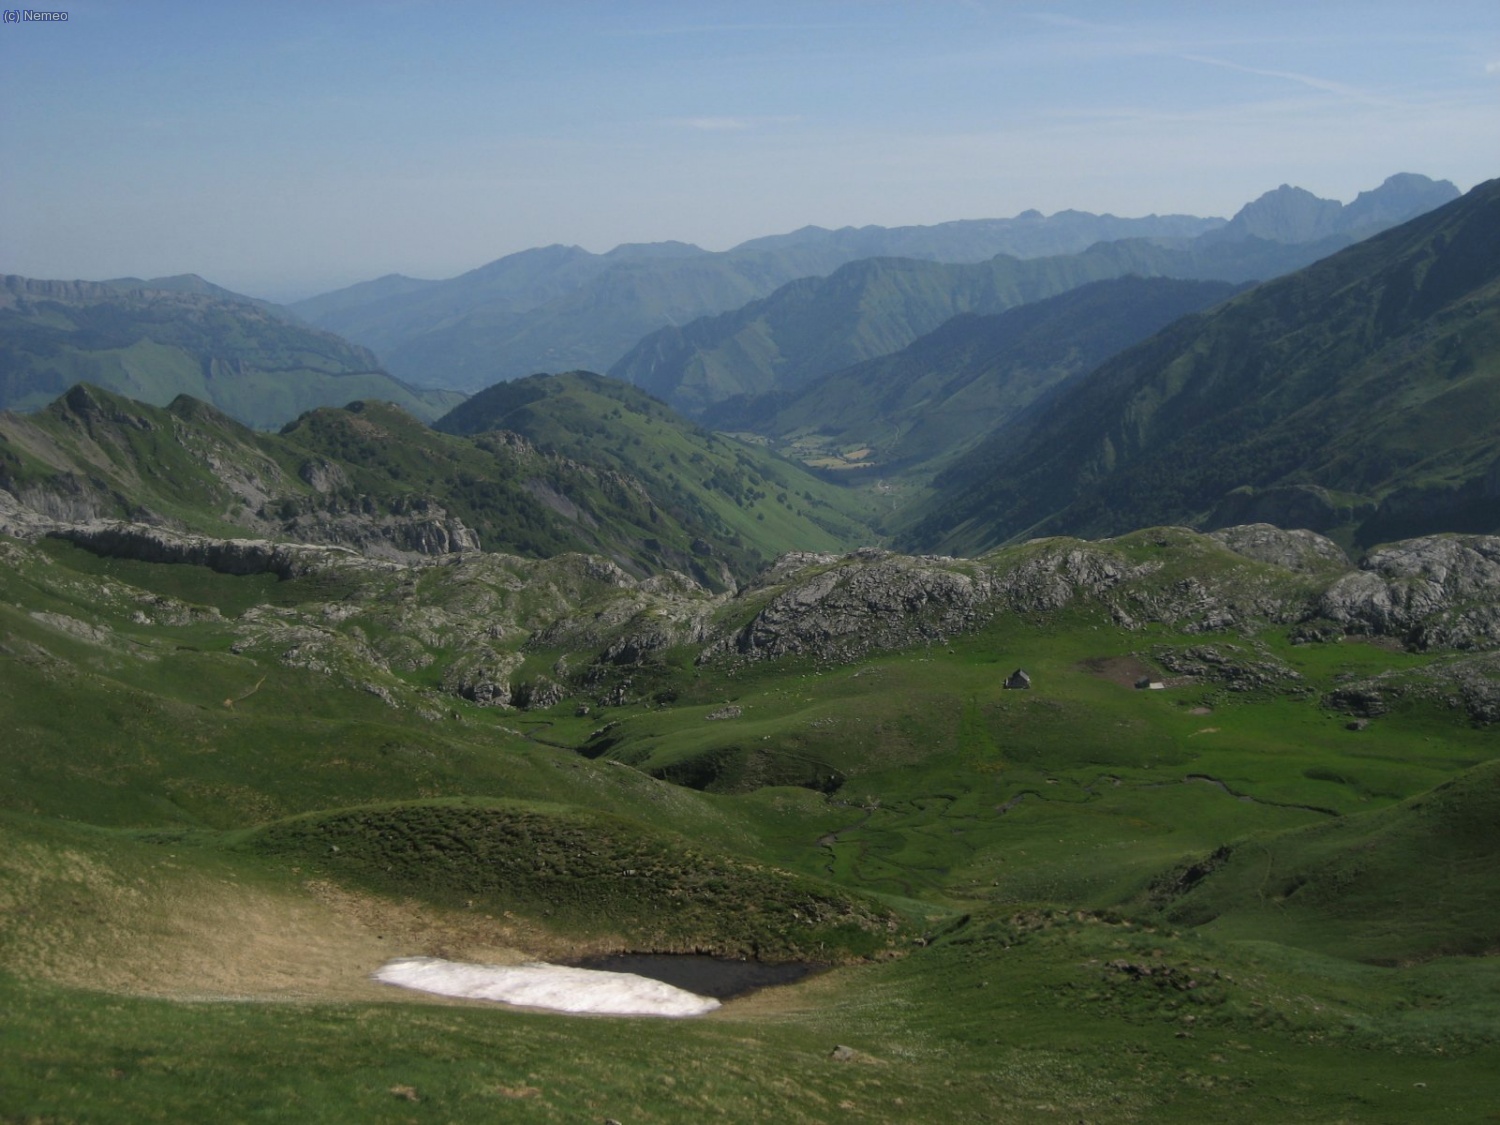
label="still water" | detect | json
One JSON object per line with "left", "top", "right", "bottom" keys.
{"left": 574, "top": 953, "right": 825, "bottom": 1000}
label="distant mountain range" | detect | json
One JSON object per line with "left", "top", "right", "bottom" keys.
{"left": 291, "top": 174, "right": 1455, "bottom": 397}
{"left": 0, "top": 275, "right": 462, "bottom": 428}
{"left": 3, "top": 170, "right": 1484, "bottom": 562}
{"left": 290, "top": 207, "right": 1222, "bottom": 394}
{"left": 901, "top": 176, "right": 1500, "bottom": 552}
{"left": 610, "top": 175, "right": 1460, "bottom": 416}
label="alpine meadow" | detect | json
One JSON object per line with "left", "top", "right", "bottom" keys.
{"left": 3, "top": 4, "right": 1499, "bottom": 1123}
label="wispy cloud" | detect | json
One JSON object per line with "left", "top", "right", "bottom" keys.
{"left": 1487, "top": 59, "right": 1500, "bottom": 74}
{"left": 1179, "top": 54, "right": 1393, "bottom": 106}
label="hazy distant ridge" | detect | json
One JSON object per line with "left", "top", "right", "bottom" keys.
{"left": 607, "top": 174, "right": 1458, "bottom": 417}
{"left": 0, "top": 274, "right": 462, "bottom": 428}
{"left": 289, "top": 208, "right": 1235, "bottom": 392}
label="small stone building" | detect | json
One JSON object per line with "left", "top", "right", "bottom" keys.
{"left": 1004, "top": 668, "right": 1032, "bottom": 690}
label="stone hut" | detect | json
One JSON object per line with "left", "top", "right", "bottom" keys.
{"left": 1004, "top": 668, "right": 1032, "bottom": 690}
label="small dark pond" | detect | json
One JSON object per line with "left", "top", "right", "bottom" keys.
{"left": 574, "top": 954, "right": 825, "bottom": 1000}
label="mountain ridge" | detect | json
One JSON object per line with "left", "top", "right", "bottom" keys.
{"left": 609, "top": 176, "right": 1460, "bottom": 417}
{"left": 903, "top": 177, "right": 1500, "bottom": 553}
{"left": 0, "top": 274, "right": 463, "bottom": 429}
{"left": 705, "top": 276, "right": 1246, "bottom": 481}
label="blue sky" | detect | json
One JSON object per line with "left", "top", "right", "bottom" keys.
{"left": 2, "top": 1, "right": 1496, "bottom": 301}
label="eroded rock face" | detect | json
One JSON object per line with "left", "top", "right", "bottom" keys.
{"left": 279, "top": 497, "right": 481, "bottom": 559}
{"left": 3, "top": 474, "right": 129, "bottom": 526}
{"left": 514, "top": 675, "right": 566, "bottom": 711}
{"left": 992, "top": 543, "right": 1155, "bottom": 613}
{"left": 441, "top": 649, "right": 525, "bottom": 708}
{"left": 1319, "top": 536, "right": 1500, "bottom": 648}
{"left": 4, "top": 476, "right": 479, "bottom": 563}
{"left": 298, "top": 458, "right": 348, "bottom": 494}
{"left": 0, "top": 487, "right": 68, "bottom": 539}
{"left": 50, "top": 521, "right": 388, "bottom": 579}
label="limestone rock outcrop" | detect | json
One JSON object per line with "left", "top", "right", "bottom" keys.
{"left": 1318, "top": 536, "right": 1500, "bottom": 649}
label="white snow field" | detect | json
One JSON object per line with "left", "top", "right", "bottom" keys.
{"left": 374, "top": 956, "right": 722, "bottom": 1017}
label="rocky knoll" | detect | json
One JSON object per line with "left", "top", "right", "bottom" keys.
{"left": 1325, "top": 651, "right": 1500, "bottom": 725}
{"left": 1207, "top": 524, "right": 1349, "bottom": 573}
{"left": 699, "top": 541, "right": 1157, "bottom": 665}
{"left": 1318, "top": 536, "right": 1500, "bottom": 649}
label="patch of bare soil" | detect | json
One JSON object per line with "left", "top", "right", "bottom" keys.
{"left": 1077, "top": 654, "right": 1155, "bottom": 687}
{"left": 712, "top": 960, "right": 854, "bottom": 1021}
{"left": 0, "top": 840, "right": 621, "bottom": 1005}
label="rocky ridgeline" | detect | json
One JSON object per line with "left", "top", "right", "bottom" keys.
{"left": 5, "top": 488, "right": 1500, "bottom": 717}
{"left": 698, "top": 543, "right": 1155, "bottom": 665}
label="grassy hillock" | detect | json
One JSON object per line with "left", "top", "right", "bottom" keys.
{"left": 1144, "top": 758, "right": 1500, "bottom": 963}
{"left": 0, "top": 275, "right": 462, "bottom": 427}
{"left": 246, "top": 799, "right": 907, "bottom": 961}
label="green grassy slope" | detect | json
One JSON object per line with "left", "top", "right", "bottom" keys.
{"left": 0, "top": 383, "right": 856, "bottom": 583}
{"left": 435, "top": 371, "right": 879, "bottom": 568}
{"left": 2, "top": 524, "right": 1498, "bottom": 1121}
{"left": 0, "top": 274, "right": 462, "bottom": 427}
{"left": 1143, "top": 757, "right": 1500, "bottom": 963}
{"left": 908, "top": 177, "right": 1500, "bottom": 554}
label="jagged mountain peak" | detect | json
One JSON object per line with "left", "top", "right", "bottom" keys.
{"left": 1212, "top": 173, "right": 1459, "bottom": 245}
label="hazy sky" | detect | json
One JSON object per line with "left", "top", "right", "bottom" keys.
{"left": 2, "top": 1, "right": 1496, "bottom": 301}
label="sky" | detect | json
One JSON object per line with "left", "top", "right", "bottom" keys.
{"left": 2, "top": 1, "right": 1497, "bottom": 302}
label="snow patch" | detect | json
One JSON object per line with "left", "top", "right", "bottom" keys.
{"left": 374, "top": 956, "right": 721, "bottom": 1017}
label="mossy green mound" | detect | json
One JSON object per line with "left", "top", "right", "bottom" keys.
{"left": 246, "top": 799, "right": 910, "bottom": 961}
